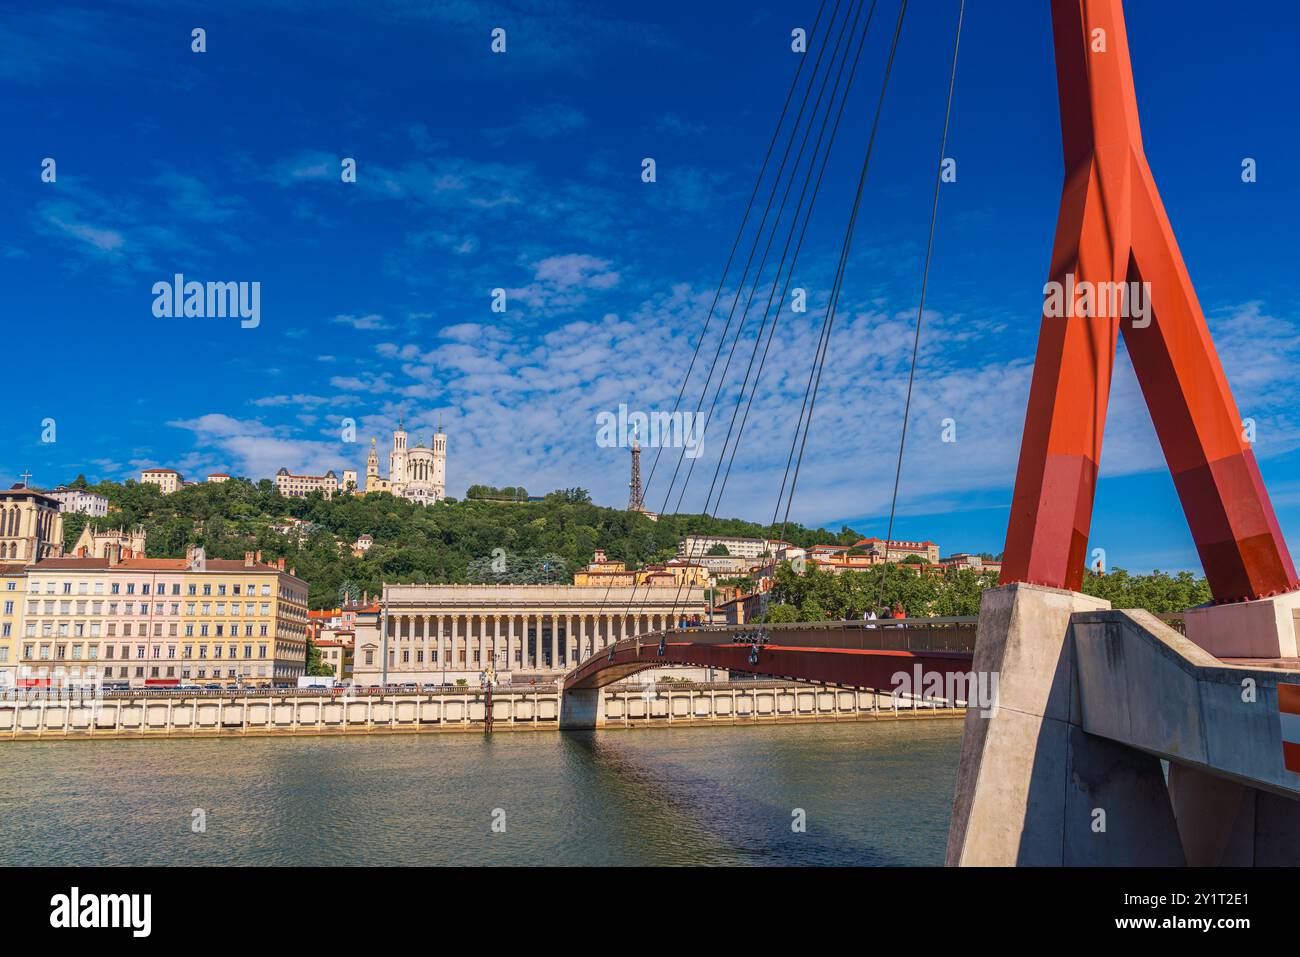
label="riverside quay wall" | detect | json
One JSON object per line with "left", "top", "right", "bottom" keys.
{"left": 0, "top": 683, "right": 962, "bottom": 740}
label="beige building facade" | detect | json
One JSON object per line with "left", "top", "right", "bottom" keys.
{"left": 0, "top": 565, "right": 25, "bottom": 686}
{"left": 274, "top": 468, "right": 339, "bottom": 499}
{"left": 15, "top": 548, "right": 309, "bottom": 690}
{"left": 353, "top": 583, "right": 706, "bottom": 685}
{"left": 140, "top": 468, "right": 183, "bottom": 494}
{"left": 0, "top": 489, "right": 63, "bottom": 563}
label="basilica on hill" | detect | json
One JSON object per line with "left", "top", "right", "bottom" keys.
{"left": 365, "top": 419, "right": 447, "bottom": 504}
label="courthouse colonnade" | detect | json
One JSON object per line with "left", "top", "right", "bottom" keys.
{"left": 352, "top": 584, "right": 706, "bottom": 684}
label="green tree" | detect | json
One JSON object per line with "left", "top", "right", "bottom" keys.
{"left": 305, "top": 638, "right": 331, "bottom": 676}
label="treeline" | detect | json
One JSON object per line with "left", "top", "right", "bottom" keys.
{"left": 54, "top": 475, "right": 855, "bottom": 609}
{"left": 464, "top": 485, "right": 530, "bottom": 502}
{"left": 761, "top": 562, "right": 1211, "bottom": 620}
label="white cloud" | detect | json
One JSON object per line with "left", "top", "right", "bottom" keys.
{"left": 332, "top": 313, "right": 388, "bottom": 331}
{"left": 168, "top": 414, "right": 350, "bottom": 481}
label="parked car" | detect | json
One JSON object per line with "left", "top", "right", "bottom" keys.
{"left": 202, "top": 683, "right": 222, "bottom": 690}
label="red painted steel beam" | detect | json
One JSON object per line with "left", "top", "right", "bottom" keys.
{"left": 564, "top": 641, "right": 975, "bottom": 692}
{"left": 1001, "top": 0, "right": 1297, "bottom": 602}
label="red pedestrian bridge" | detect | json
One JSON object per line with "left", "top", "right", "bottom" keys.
{"left": 562, "top": 617, "right": 977, "bottom": 694}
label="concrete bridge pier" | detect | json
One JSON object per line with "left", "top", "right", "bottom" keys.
{"left": 946, "top": 583, "right": 1185, "bottom": 866}
{"left": 558, "top": 684, "right": 605, "bottom": 730}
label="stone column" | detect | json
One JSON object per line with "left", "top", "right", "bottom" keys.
{"left": 422, "top": 615, "right": 431, "bottom": 675}
{"left": 526, "top": 614, "right": 535, "bottom": 669}
{"left": 507, "top": 615, "right": 516, "bottom": 670}
{"left": 450, "top": 614, "right": 460, "bottom": 670}
{"left": 579, "top": 615, "right": 588, "bottom": 659}
{"left": 549, "top": 614, "right": 559, "bottom": 670}
{"left": 435, "top": 615, "right": 444, "bottom": 672}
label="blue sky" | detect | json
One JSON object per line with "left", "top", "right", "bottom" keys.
{"left": 2, "top": 0, "right": 1299, "bottom": 574}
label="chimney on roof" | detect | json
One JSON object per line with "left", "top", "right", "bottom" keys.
{"left": 244, "top": 551, "right": 255, "bottom": 567}
{"left": 277, "top": 557, "right": 285, "bottom": 571}
{"left": 255, "top": 550, "right": 262, "bottom": 563}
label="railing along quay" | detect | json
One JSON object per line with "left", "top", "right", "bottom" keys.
{"left": 577, "top": 616, "right": 979, "bottom": 672}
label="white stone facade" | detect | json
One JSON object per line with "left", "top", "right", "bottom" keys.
{"left": 353, "top": 583, "right": 706, "bottom": 685}
{"left": 46, "top": 488, "right": 109, "bottom": 517}
{"left": 364, "top": 422, "right": 446, "bottom": 504}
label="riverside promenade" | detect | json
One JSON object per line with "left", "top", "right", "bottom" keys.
{"left": 0, "top": 681, "right": 962, "bottom": 740}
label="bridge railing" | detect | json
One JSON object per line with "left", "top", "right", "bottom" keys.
{"left": 573, "top": 616, "right": 978, "bottom": 673}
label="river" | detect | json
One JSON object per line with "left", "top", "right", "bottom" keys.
{"left": 0, "top": 720, "right": 961, "bottom": 866}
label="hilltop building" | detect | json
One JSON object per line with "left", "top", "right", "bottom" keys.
{"left": 365, "top": 419, "right": 446, "bottom": 505}
{"left": 140, "top": 468, "right": 183, "bottom": 494}
{"left": 274, "top": 468, "right": 340, "bottom": 499}
{"left": 45, "top": 487, "right": 109, "bottom": 517}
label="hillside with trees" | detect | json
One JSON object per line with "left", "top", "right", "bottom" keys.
{"left": 54, "top": 475, "right": 853, "bottom": 609}
{"left": 760, "top": 560, "right": 1211, "bottom": 620}
{"left": 52, "top": 475, "right": 1213, "bottom": 615}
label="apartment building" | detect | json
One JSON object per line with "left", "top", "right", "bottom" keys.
{"left": 0, "top": 564, "right": 25, "bottom": 687}
{"left": 17, "top": 548, "right": 309, "bottom": 689}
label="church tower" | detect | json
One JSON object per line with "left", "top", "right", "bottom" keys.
{"left": 431, "top": 420, "right": 447, "bottom": 502}
{"left": 389, "top": 418, "right": 409, "bottom": 487}
{"left": 365, "top": 437, "right": 380, "bottom": 492}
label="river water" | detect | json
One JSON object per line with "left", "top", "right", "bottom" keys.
{"left": 0, "top": 720, "right": 962, "bottom": 866}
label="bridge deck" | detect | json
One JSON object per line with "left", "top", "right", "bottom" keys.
{"left": 563, "top": 618, "right": 978, "bottom": 691}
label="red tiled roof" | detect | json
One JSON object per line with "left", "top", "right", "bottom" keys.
{"left": 203, "top": 559, "right": 294, "bottom": 574}
{"left": 116, "top": 559, "right": 189, "bottom": 570}
{"left": 853, "top": 537, "right": 938, "bottom": 548}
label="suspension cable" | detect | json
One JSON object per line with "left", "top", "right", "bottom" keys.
{"left": 592, "top": 0, "right": 846, "bottom": 652}
{"left": 876, "top": 0, "right": 964, "bottom": 613}
{"left": 655, "top": 0, "right": 853, "bottom": 522}
{"left": 776, "top": 0, "right": 910, "bottom": 555}
{"left": 663, "top": 0, "right": 881, "bottom": 625}
{"left": 673, "top": 0, "right": 870, "bottom": 518}
{"left": 642, "top": 0, "right": 830, "bottom": 501}
{"left": 705, "top": 0, "right": 881, "bottom": 519}
{"left": 631, "top": 0, "right": 867, "bottom": 630}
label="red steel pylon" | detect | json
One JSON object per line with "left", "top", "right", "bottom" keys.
{"left": 1001, "top": 0, "right": 1297, "bottom": 602}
